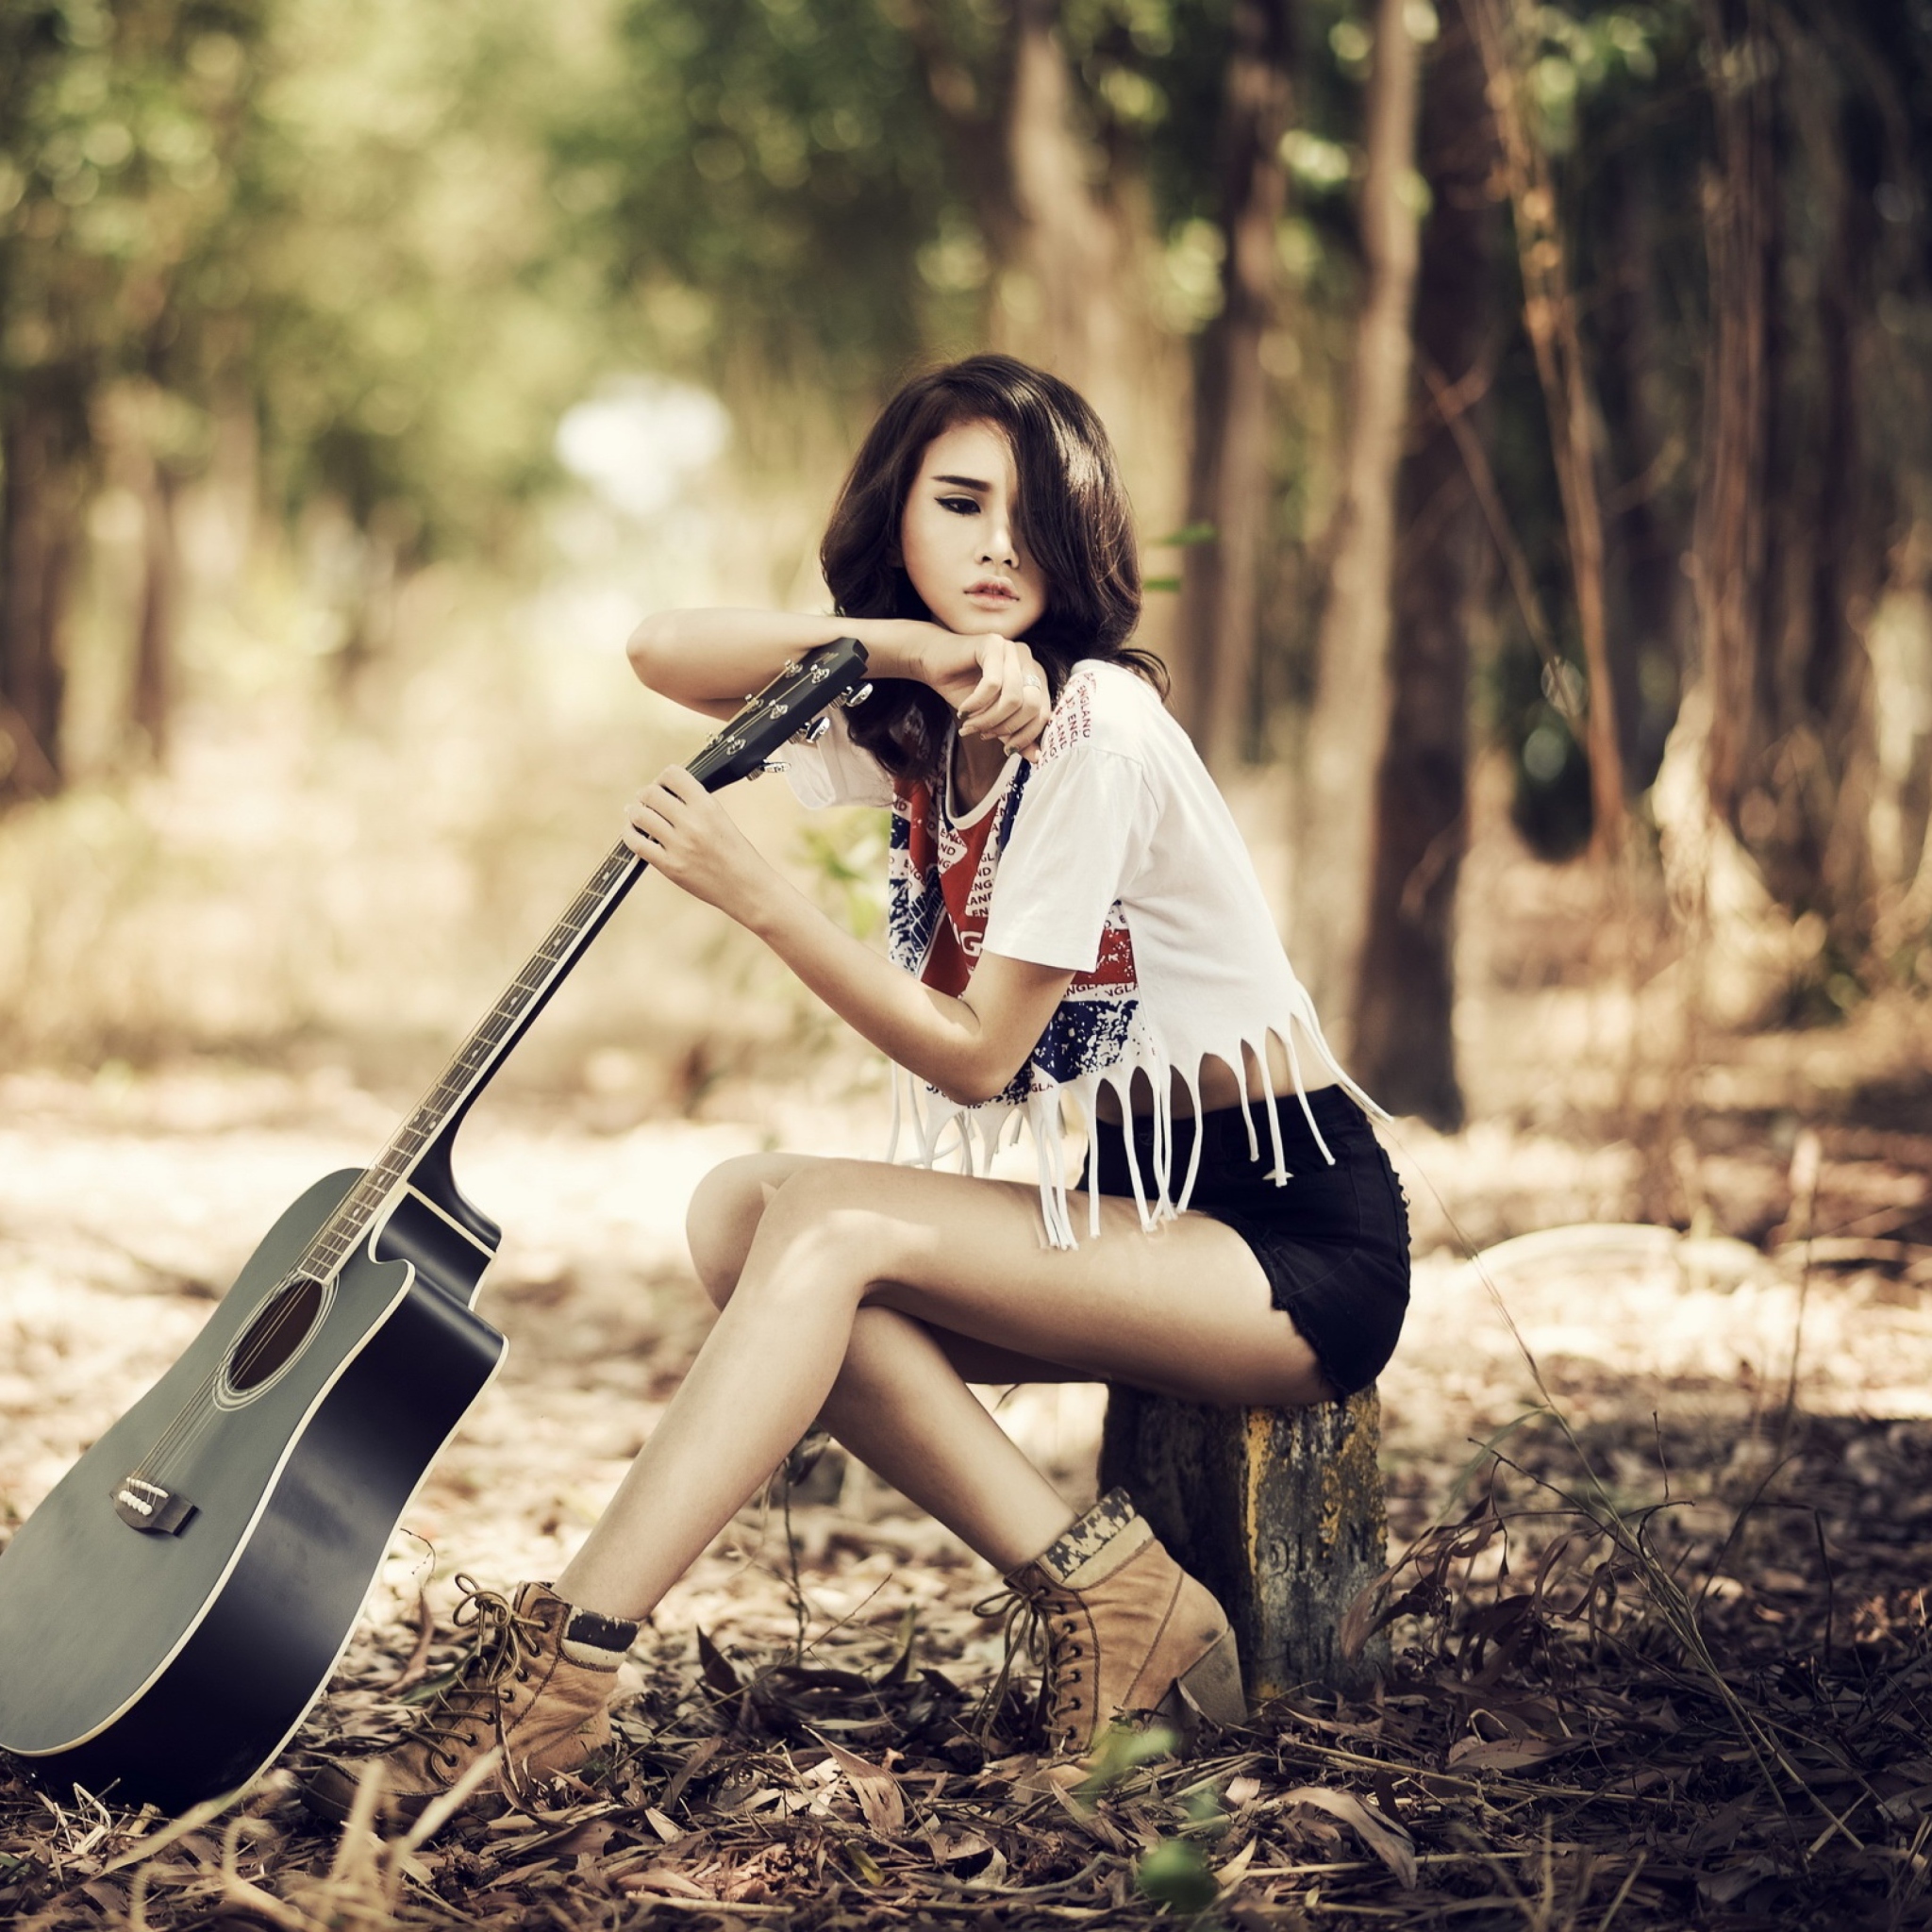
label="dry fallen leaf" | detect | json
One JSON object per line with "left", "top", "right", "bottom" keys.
{"left": 1446, "top": 1735, "right": 1574, "bottom": 1772}
{"left": 815, "top": 1739, "right": 907, "bottom": 1837}
{"left": 1279, "top": 1786, "right": 1418, "bottom": 1889}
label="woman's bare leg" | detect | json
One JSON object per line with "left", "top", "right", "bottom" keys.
{"left": 678, "top": 1152, "right": 1086, "bottom": 1566}
{"left": 557, "top": 1155, "right": 1329, "bottom": 1621}
{"left": 811, "top": 1306, "right": 1080, "bottom": 1569}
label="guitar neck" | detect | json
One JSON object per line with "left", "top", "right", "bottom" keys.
{"left": 283, "top": 636, "right": 870, "bottom": 1284}
{"left": 301, "top": 839, "right": 645, "bottom": 1278}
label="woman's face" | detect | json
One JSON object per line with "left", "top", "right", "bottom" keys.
{"left": 898, "top": 419, "right": 1049, "bottom": 638}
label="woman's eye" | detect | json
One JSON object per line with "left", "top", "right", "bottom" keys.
{"left": 937, "top": 495, "right": 978, "bottom": 515}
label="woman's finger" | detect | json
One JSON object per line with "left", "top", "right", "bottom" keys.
{"left": 955, "top": 674, "right": 1004, "bottom": 725}
{"left": 966, "top": 688, "right": 1024, "bottom": 736}
{"left": 955, "top": 635, "right": 1021, "bottom": 720}
{"left": 986, "top": 674, "right": 1051, "bottom": 742}
{"left": 626, "top": 788, "right": 682, "bottom": 841}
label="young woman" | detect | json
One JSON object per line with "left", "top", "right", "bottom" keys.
{"left": 305, "top": 354, "right": 1410, "bottom": 1822}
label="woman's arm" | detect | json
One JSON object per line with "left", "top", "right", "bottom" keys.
{"left": 627, "top": 609, "right": 1052, "bottom": 758}
{"left": 625, "top": 610, "right": 922, "bottom": 720}
{"left": 625, "top": 768, "right": 1071, "bottom": 1104}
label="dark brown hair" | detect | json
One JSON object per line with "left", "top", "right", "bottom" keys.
{"left": 821, "top": 353, "right": 1165, "bottom": 784}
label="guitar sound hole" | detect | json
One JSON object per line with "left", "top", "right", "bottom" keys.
{"left": 226, "top": 1277, "right": 325, "bottom": 1392}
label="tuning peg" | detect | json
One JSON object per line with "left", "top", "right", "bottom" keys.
{"left": 841, "top": 683, "right": 873, "bottom": 708}
{"left": 743, "top": 758, "right": 788, "bottom": 781}
{"left": 795, "top": 715, "right": 831, "bottom": 744}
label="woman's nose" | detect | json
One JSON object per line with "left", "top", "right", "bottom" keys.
{"left": 979, "top": 513, "right": 1019, "bottom": 567}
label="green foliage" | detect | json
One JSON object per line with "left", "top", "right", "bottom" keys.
{"left": 558, "top": 0, "right": 962, "bottom": 395}
{"left": 0, "top": 0, "right": 264, "bottom": 404}
{"left": 1134, "top": 1834, "right": 1219, "bottom": 1913}
{"left": 236, "top": 0, "right": 624, "bottom": 551}
{"left": 795, "top": 810, "right": 890, "bottom": 941}
{"left": 1072, "top": 1716, "right": 1182, "bottom": 1796}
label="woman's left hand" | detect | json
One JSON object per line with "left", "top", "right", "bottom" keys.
{"left": 624, "top": 767, "right": 773, "bottom": 921}
{"left": 934, "top": 631, "right": 1053, "bottom": 762}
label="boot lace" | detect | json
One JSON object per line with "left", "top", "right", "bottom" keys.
{"left": 973, "top": 1580, "right": 1088, "bottom": 1750}
{"left": 416, "top": 1576, "right": 552, "bottom": 1776}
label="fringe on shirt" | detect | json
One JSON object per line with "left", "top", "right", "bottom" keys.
{"left": 885, "top": 991, "right": 1383, "bottom": 1251}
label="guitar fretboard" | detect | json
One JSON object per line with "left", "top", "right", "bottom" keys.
{"left": 297, "top": 837, "right": 644, "bottom": 1279}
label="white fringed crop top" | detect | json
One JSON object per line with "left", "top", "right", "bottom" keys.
{"left": 785, "top": 658, "right": 1377, "bottom": 1246}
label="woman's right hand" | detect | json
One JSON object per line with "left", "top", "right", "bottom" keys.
{"left": 893, "top": 622, "right": 1053, "bottom": 761}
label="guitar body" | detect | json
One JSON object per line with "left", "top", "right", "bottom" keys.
{"left": 0, "top": 1159, "right": 506, "bottom": 1810}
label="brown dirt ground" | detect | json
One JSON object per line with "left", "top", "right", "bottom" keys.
{"left": 4, "top": 1004, "right": 1932, "bottom": 1929}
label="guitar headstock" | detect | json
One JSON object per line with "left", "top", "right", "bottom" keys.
{"left": 687, "top": 639, "right": 872, "bottom": 793}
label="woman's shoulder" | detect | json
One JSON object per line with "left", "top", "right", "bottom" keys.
{"left": 1040, "top": 656, "right": 1183, "bottom": 769}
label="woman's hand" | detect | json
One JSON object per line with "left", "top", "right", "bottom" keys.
{"left": 624, "top": 768, "right": 774, "bottom": 922}
{"left": 907, "top": 625, "right": 1054, "bottom": 762}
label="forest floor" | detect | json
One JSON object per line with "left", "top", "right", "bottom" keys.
{"left": 3, "top": 979, "right": 1932, "bottom": 1930}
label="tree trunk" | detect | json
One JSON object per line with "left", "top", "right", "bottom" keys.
{"left": 1352, "top": 0, "right": 1495, "bottom": 1130}
{"left": 1290, "top": 0, "right": 1423, "bottom": 1038}
{"left": 1594, "top": 144, "right": 1684, "bottom": 788}
{"left": 1100, "top": 1389, "right": 1388, "bottom": 1699}
{"left": 1693, "top": 1, "right": 1882, "bottom": 953}
{"left": 1695, "top": 0, "right": 1777, "bottom": 841}
{"left": 1468, "top": 0, "right": 1626, "bottom": 858}
{"left": 998, "top": 0, "right": 1187, "bottom": 582}
{"left": 1791, "top": 51, "right": 1880, "bottom": 949}
{"left": 0, "top": 391, "right": 79, "bottom": 801}
{"left": 1174, "top": 0, "right": 1294, "bottom": 771}
{"left": 131, "top": 451, "right": 178, "bottom": 763}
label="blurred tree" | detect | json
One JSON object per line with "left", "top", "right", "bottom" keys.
{"left": 1291, "top": 0, "right": 1421, "bottom": 1036}
{"left": 240, "top": 0, "right": 620, "bottom": 577}
{"left": 1353, "top": 0, "right": 1497, "bottom": 1129}
{"left": 564, "top": 0, "right": 953, "bottom": 401}
{"left": 1469, "top": 0, "right": 1625, "bottom": 858}
{"left": 0, "top": 0, "right": 262, "bottom": 796}
{"left": 1692, "top": 0, "right": 1918, "bottom": 974}
{"left": 566, "top": 0, "right": 1209, "bottom": 575}
{"left": 1172, "top": 0, "right": 1295, "bottom": 770}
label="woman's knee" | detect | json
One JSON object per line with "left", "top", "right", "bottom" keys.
{"left": 685, "top": 1152, "right": 808, "bottom": 1307}
{"left": 741, "top": 1162, "right": 925, "bottom": 1306}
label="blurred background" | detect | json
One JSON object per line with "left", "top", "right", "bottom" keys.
{"left": 2, "top": 0, "right": 1929, "bottom": 1202}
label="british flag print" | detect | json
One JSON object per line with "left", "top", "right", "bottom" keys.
{"left": 887, "top": 749, "right": 1143, "bottom": 1108}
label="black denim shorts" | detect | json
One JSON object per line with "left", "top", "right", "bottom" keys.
{"left": 1090, "top": 1085, "right": 1411, "bottom": 1396}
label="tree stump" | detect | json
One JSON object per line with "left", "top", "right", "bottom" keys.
{"left": 1098, "top": 1386, "right": 1388, "bottom": 1701}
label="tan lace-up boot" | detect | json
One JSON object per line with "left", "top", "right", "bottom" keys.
{"left": 1005, "top": 1490, "right": 1246, "bottom": 1781}
{"left": 303, "top": 1578, "right": 635, "bottom": 1824}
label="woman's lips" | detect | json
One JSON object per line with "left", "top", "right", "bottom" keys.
{"left": 965, "top": 581, "right": 1017, "bottom": 602}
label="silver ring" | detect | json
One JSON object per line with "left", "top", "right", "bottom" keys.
{"left": 1023, "top": 675, "right": 1042, "bottom": 691}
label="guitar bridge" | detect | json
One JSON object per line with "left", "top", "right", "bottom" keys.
{"left": 112, "top": 1476, "right": 196, "bottom": 1536}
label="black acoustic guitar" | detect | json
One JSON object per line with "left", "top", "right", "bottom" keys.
{"left": 0, "top": 641, "right": 871, "bottom": 1813}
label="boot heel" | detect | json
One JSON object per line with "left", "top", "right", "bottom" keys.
{"left": 1160, "top": 1630, "right": 1247, "bottom": 1735}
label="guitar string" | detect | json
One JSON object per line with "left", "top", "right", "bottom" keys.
{"left": 123, "top": 660, "right": 849, "bottom": 1494}
{"left": 135, "top": 845, "right": 644, "bottom": 1488}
